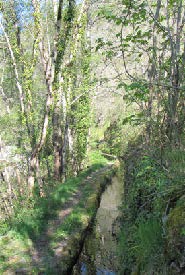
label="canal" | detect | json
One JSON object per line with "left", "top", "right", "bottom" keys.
{"left": 73, "top": 176, "right": 123, "bottom": 274}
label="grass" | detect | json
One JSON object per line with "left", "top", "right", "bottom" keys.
{"left": 0, "top": 150, "right": 112, "bottom": 273}
{"left": 87, "top": 149, "right": 109, "bottom": 166}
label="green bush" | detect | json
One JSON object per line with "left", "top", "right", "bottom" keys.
{"left": 118, "top": 154, "right": 168, "bottom": 274}
{"left": 135, "top": 218, "right": 164, "bottom": 273}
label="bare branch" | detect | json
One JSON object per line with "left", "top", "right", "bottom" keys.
{"left": 0, "top": 19, "right": 24, "bottom": 114}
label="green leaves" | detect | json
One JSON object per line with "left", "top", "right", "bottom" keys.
{"left": 124, "top": 82, "right": 150, "bottom": 102}
{"left": 95, "top": 38, "right": 105, "bottom": 51}
{"left": 98, "top": 7, "right": 115, "bottom": 21}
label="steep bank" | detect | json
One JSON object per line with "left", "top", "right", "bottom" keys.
{"left": 118, "top": 142, "right": 185, "bottom": 274}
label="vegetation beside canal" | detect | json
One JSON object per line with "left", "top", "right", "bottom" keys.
{"left": 118, "top": 140, "right": 185, "bottom": 275}
{"left": 0, "top": 152, "right": 117, "bottom": 274}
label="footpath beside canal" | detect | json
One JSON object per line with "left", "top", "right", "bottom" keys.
{"left": 1, "top": 163, "right": 118, "bottom": 274}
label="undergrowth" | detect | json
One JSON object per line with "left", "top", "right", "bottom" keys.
{"left": 119, "top": 144, "right": 185, "bottom": 274}
{"left": 0, "top": 151, "right": 109, "bottom": 273}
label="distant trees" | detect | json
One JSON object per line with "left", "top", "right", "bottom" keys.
{"left": 98, "top": 0, "right": 185, "bottom": 147}
{"left": 0, "top": 0, "right": 91, "bottom": 197}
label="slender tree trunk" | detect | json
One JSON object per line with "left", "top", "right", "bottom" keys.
{"left": 165, "top": 0, "right": 184, "bottom": 145}
{"left": 146, "top": 1, "right": 161, "bottom": 144}
{"left": 15, "top": 168, "right": 23, "bottom": 196}
{"left": 53, "top": 95, "right": 62, "bottom": 180}
{"left": 61, "top": 118, "right": 69, "bottom": 181}
{"left": 28, "top": 154, "right": 37, "bottom": 192}
{"left": 55, "top": 0, "right": 90, "bottom": 180}
{"left": 27, "top": 82, "right": 53, "bottom": 191}
{"left": 52, "top": 0, "right": 75, "bottom": 180}
{"left": 0, "top": 20, "right": 24, "bottom": 114}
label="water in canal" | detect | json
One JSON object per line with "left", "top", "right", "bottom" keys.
{"left": 73, "top": 176, "right": 123, "bottom": 275}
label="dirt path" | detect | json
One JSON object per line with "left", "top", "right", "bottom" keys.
{"left": 17, "top": 165, "right": 114, "bottom": 274}
{"left": 31, "top": 188, "right": 83, "bottom": 272}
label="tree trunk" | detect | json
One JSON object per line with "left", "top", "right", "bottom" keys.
{"left": 28, "top": 154, "right": 37, "bottom": 193}
{"left": 53, "top": 84, "right": 62, "bottom": 180}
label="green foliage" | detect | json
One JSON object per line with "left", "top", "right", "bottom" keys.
{"left": 0, "top": 146, "right": 108, "bottom": 238}
{"left": 135, "top": 218, "right": 164, "bottom": 272}
{"left": 0, "top": 159, "right": 113, "bottom": 273}
{"left": 87, "top": 150, "right": 109, "bottom": 167}
{"left": 98, "top": 0, "right": 185, "bottom": 145}
{"left": 123, "top": 82, "right": 150, "bottom": 103}
{"left": 119, "top": 217, "right": 164, "bottom": 274}
{"left": 99, "top": 109, "right": 142, "bottom": 157}
{"left": 0, "top": 230, "right": 33, "bottom": 273}
{"left": 0, "top": 104, "right": 20, "bottom": 143}
{"left": 119, "top": 153, "right": 169, "bottom": 274}
{"left": 165, "top": 196, "right": 185, "bottom": 270}
{"left": 62, "top": 15, "right": 91, "bottom": 175}
{"left": 118, "top": 134, "right": 185, "bottom": 273}
{"left": 103, "top": 120, "right": 122, "bottom": 156}
{"left": 163, "top": 148, "right": 185, "bottom": 177}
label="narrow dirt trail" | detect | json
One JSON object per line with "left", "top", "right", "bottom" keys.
{"left": 31, "top": 188, "right": 83, "bottom": 271}
{"left": 20, "top": 165, "right": 114, "bottom": 274}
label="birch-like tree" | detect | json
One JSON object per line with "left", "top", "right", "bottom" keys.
{"left": 0, "top": 0, "right": 91, "bottom": 196}
{"left": 98, "top": 0, "right": 185, "bottom": 147}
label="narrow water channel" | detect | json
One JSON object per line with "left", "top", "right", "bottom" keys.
{"left": 73, "top": 176, "right": 123, "bottom": 275}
